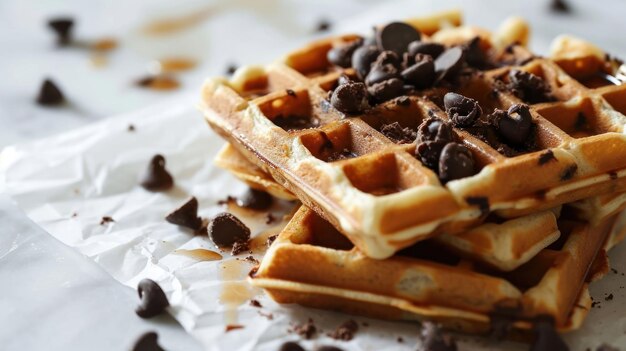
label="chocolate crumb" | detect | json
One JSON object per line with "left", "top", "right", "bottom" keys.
{"left": 100, "top": 216, "right": 114, "bottom": 225}
{"left": 397, "top": 337, "right": 404, "bottom": 343}
{"left": 265, "top": 213, "right": 276, "bottom": 225}
{"left": 225, "top": 324, "right": 244, "bottom": 332}
{"left": 466, "top": 196, "right": 490, "bottom": 214}
{"left": 128, "top": 124, "right": 136, "bottom": 132}
{"left": 279, "top": 341, "right": 305, "bottom": 351}
{"left": 226, "top": 63, "right": 238, "bottom": 75}
{"left": 244, "top": 255, "right": 259, "bottom": 264}
{"left": 592, "top": 301, "right": 601, "bottom": 308}
{"left": 605, "top": 293, "right": 614, "bottom": 301}
{"left": 315, "top": 19, "right": 332, "bottom": 32}
{"left": 286, "top": 89, "right": 297, "bottom": 98}
{"left": 249, "top": 299, "right": 262, "bottom": 308}
{"left": 47, "top": 18, "right": 74, "bottom": 46}
{"left": 231, "top": 240, "right": 250, "bottom": 256}
{"left": 551, "top": 0, "right": 571, "bottom": 13}
{"left": 379, "top": 122, "right": 417, "bottom": 144}
{"left": 267, "top": 234, "right": 278, "bottom": 247}
{"left": 539, "top": 150, "right": 557, "bottom": 165}
{"left": 71, "top": 212, "right": 78, "bottom": 218}
{"left": 560, "top": 164, "right": 578, "bottom": 181}
{"left": 291, "top": 318, "right": 317, "bottom": 339}
{"left": 611, "top": 268, "right": 618, "bottom": 274}
{"left": 328, "top": 320, "right": 358, "bottom": 341}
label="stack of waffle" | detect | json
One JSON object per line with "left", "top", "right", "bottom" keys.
{"left": 200, "top": 10, "right": 626, "bottom": 342}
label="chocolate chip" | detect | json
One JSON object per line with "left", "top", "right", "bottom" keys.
{"left": 417, "top": 118, "right": 455, "bottom": 143}
{"left": 435, "top": 47, "right": 465, "bottom": 80}
{"left": 530, "top": 317, "right": 569, "bottom": 351}
{"left": 464, "top": 37, "right": 489, "bottom": 69}
{"left": 550, "top": 0, "right": 571, "bottom": 13}
{"left": 165, "top": 197, "right": 203, "bottom": 231}
{"left": 560, "top": 164, "right": 578, "bottom": 181}
{"left": 231, "top": 240, "right": 250, "bottom": 255}
{"left": 286, "top": 89, "right": 297, "bottom": 97}
{"left": 365, "top": 63, "right": 400, "bottom": 86}
{"left": 376, "top": 22, "right": 421, "bottom": 55}
{"left": 236, "top": 188, "right": 273, "bottom": 210}
{"left": 36, "top": 79, "right": 65, "bottom": 106}
{"left": 379, "top": 122, "right": 417, "bottom": 143}
{"left": 327, "top": 40, "right": 362, "bottom": 68}
{"left": 418, "top": 322, "right": 457, "bottom": 351}
{"left": 496, "top": 104, "right": 533, "bottom": 145}
{"left": 280, "top": 342, "right": 305, "bottom": 351}
{"left": 539, "top": 150, "right": 557, "bottom": 165}
{"left": 351, "top": 45, "right": 380, "bottom": 79}
{"left": 140, "top": 155, "right": 174, "bottom": 191}
{"left": 131, "top": 332, "right": 165, "bottom": 351}
{"left": 508, "top": 70, "right": 554, "bottom": 104}
{"left": 367, "top": 77, "right": 404, "bottom": 102}
{"left": 328, "top": 320, "right": 358, "bottom": 341}
{"left": 374, "top": 50, "right": 402, "bottom": 69}
{"left": 330, "top": 82, "right": 369, "bottom": 114}
{"left": 317, "top": 347, "right": 344, "bottom": 351}
{"left": 401, "top": 54, "right": 435, "bottom": 89}
{"left": 100, "top": 216, "right": 114, "bottom": 225}
{"left": 439, "top": 142, "right": 476, "bottom": 182}
{"left": 443, "top": 92, "right": 482, "bottom": 127}
{"left": 135, "top": 279, "right": 169, "bottom": 318}
{"left": 416, "top": 140, "right": 448, "bottom": 171}
{"left": 408, "top": 41, "right": 445, "bottom": 59}
{"left": 609, "top": 171, "right": 618, "bottom": 180}
{"left": 47, "top": 18, "right": 74, "bottom": 46}
{"left": 208, "top": 212, "right": 251, "bottom": 247}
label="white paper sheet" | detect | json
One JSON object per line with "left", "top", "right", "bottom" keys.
{"left": 1, "top": 95, "right": 624, "bottom": 351}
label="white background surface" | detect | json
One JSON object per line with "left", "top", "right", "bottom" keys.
{"left": 1, "top": 0, "right": 625, "bottom": 350}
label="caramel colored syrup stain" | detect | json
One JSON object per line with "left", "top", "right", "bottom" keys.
{"left": 89, "top": 54, "right": 108, "bottom": 68}
{"left": 155, "top": 58, "right": 197, "bottom": 73}
{"left": 219, "top": 259, "right": 260, "bottom": 326}
{"left": 141, "top": 8, "right": 213, "bottom": 36}
{"left": 175, "top": 248, "right": 222, "bottom": 261}
{"left": 136, "top": 75, "right": 180, "bottom": 90}
{"left": 92, "top": 38, "right": 118, "bottom": 52}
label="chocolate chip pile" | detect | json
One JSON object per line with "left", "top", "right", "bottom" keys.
{"left": 326, "top": 21, "right": 490, "bottom": 115}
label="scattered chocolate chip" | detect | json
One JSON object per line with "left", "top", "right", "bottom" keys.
{"left": 267, "top": 234, "right": 278, "bottom": 247}
{"left": 464, "top": 37, "right": 489, "bottom": 69}
{"left": 128, "top": 124, "right": 136, "bottom": 132}
{"left": 231, "top": 240, "right": 250, "bottom": 255}
{"left": 291, "top": 318, "right": 317, "bottom": 339}
{"left": 236, "top": 188, "right": 273, "bottom": 210}
{"left": 550, "top": 0, "right": 571, "bottom": 13}
{"left": 47, "top": 18, "right": 74, "bottom": 46}
{"left": 496, "top": 104, "right": 533, "bottom": 146}
{"left": 508, "top": 70, "right": 554, "bottom": 104}
{"left": 226, "top": 63, "right": 238, "bottom": 75}
{"left": 315, "top": 19, "right": 332, "bottom": 32}
{"left": 416, "top": 140, "right": 448, "bottom": 171}
{"left": 135, "top": 279, "right": 169, "bottom": 318}
{"left": 397, "top": 337, "right": 404, "bottom": 343}
{"left": 131, "top": 331, "right": 165, "bottom": 351}
{"left": 418, "top": 322, "right": 457, "bottom": 351}
{"left": 538, "top": 150, "right": 557, "bottom": 165}
{"left": 466, "top": 196, "right": 490, "bottom": 214}
{"left": 328, "top": 320, "right": 358, "bottom": 341}
{"left": 225, "top": 324, "right": 244, "bottom": 332}
{"left": 327, "top": 40, "right": 362, "bottom": 68}
{"left": 596, "top": 344, "right": 620, "bottom": 351}
{"left": 443, "top": 93, "right": 482, "bottom": 127}
{"left": 330, "top": 82, "right": 369, "bottom": 114}
{"left": 280, "top": 341, "right": 305, "bottom": 351}
{"left": 140, "top": 155, "right": 174, "bottom": 191}
{"left": 367, "top": 77, "right": 404, "bottom": 102}
{"left": 36, "top": 79, "right": 65, "bottom": 106}
{"left": 605, "top": 293, "right": 614, "bottom": 301}
{"left": 560, "top": 164, "right": 578, "bottom": 181}
{"left": 530, "top": 317, "right": 569, "bottom": 351}
{"left": 408, "top": 41, "right": 445, "bottom": 59}
{"left": 376, "top": 22, "right": 421, "bottom": 55}
{"left": 249, "top": 299, "right": 262, "bottom": 308}
{"left": 100, "top": 216, "right": 114, "bottom": 225}
{"left": 379, "top": 122, "right": 417, "bottom": 144}
{"left": 166, "top": 197, "right": 203, "bottom": 231}
{"left": 351, "top": 45, "right": 381, "bottom": 79}
{"left": 401, "top": 54, "right": 436, "bottom": 89}
{"left": 417, "top": 118, "right": 455, "bottom": 143}
{"left": 208, "top": 212, "right": 251, "bottom": 247}
{"left": 435, "top": 47, "right": 465, "bottom": 80}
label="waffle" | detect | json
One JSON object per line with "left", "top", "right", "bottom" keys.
{"left": 201, "top": 13, "right": 626, "bottom": 259}
{"left": 249, "top": 205, "right": 626, "bottom": 335}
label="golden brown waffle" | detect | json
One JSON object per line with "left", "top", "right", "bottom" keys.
{"left": 216, "top": 143, "right": 564, "bottom": 271}
{"left": 201, "top": 14, "right": 626, "bottom": 259}
{"left": 250, "top": 205, "right": 626, "bottom": 334}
